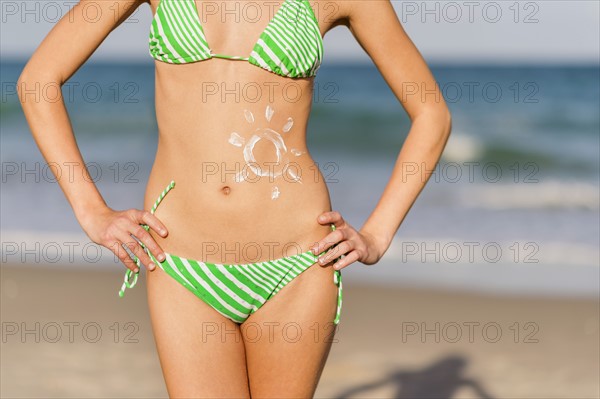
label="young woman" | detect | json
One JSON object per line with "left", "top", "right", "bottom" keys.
{"left": 18, "top": 0, "right": 451, "bottom": 396}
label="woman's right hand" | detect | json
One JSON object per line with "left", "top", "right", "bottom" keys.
{"left": 80, "top": 206, "right": 168, "bottom": 273}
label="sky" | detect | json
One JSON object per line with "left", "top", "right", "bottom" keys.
{"left": 1, "top": 0, "right": 599, "bottom": 64}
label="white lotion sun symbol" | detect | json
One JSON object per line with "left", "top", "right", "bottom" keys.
{"left": 228, "top": 105, "right": 306, "bottom": 200}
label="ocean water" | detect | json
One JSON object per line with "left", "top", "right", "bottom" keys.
{"left": 1, "top": 61, "right": 598, "bottom": 297}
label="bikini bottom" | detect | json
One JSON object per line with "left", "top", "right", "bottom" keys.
{"left": 118, "top": 180, "right": 343, "bottom": 325}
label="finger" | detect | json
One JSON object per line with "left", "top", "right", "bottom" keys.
{"left": 131, "top": 224, "right": 166, "bottom": 263}
{"left": 318, "top": 239, "right": 351, "bottom": 265}
{"left": 118, "top": 232, "right": 155, "bottom": 271}
{"left": 332, "top": 249, "right": 359, "bottom": 270}
{"left": 108, "top": 240, "right": 139, "bottom": 273}
{"left": 317, "top": 211, "right": 345, "bottom": 228}
{"left": 136, "top": 210, "right": 168, "bottom": 237}
{"left": 311, "top": 228, "right": 346, "bottom": 256}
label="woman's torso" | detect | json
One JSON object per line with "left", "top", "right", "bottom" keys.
{"left": 144, "top": 0, "right": 339, "bottom": 264}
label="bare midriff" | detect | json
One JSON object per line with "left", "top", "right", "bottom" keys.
{"left": 145, "top": 59, "right": 333, "bottom": 265}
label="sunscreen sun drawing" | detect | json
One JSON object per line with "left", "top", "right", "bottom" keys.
{"left": 228, "top": 105, "right": 306, "bottom": 200}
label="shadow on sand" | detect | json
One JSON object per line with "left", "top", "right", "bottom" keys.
{"left": 334, "top": 354, "right": 495, "bottom": 399}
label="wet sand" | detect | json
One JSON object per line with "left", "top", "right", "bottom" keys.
{"left": 1, "top": 264, "right": 598, "bottom": 398}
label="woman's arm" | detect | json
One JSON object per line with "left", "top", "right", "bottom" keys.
{"left": 17, "top": 0, "right": 167, "bottom": 272}
{"left": 314, "top": 0, "right": 452, "bottom": 268}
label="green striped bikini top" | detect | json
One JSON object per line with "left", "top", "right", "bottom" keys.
{"left": 149, "top": 0, "right": 324, "bottom": 78}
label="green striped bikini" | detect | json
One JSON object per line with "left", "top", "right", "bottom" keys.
{"left": 119, "top": 181, "right": 343, "bottom": 325}
{"left": 149, "top": 0, "right": 323, "bottom": 77}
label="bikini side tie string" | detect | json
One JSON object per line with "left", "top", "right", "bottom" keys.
{"left": 330, "top": 224, "right": 343, "bottom": 325}
{"left": 119, "top": 180, "right": 176, "bottom": 297}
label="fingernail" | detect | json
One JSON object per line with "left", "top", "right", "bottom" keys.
{"left": 134, "top": 267, "right": 140, "bottom": 273}
{"left": 158, "top": 253, "right": 165, "bottom": 261}
{"left": 149, "top": 263, "right": 155, "bottom": 270}
{"left": 160, "top": 229, "right": 167, "bottom": 236}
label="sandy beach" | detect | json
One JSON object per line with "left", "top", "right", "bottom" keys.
{"left": 1, "top": 264, "right": 598, "bottom": 398}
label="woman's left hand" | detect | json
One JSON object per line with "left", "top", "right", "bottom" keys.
{"left": 311, "top": 211, "right": 387, "bottom": 270}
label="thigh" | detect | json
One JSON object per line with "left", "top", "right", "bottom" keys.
{"left": 242, "top": 261, "right": 339, "bottom": 398}
{"left": 147, "top": 266, "right": 250, "bottom": 398}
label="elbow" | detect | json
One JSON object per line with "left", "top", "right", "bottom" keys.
{"left": 16, "top": 66, "right": 63, "bottom": 105}
{"left": 433, "top": 100, "right": 452, "bottom": 138}
{"left": 432, "top": 105, "right": 452, "bottom": 142}
{"left": 415, "top": 104, "right": 452, "bottom": 139}
{"left": 16, "top": 70, "right": 29, "bottom": 104}
{"left": 16, "top": 66, "right": 35, "bottom": 104}
{"left": 441, "top": 106, "right": 452, "bottom": 138}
